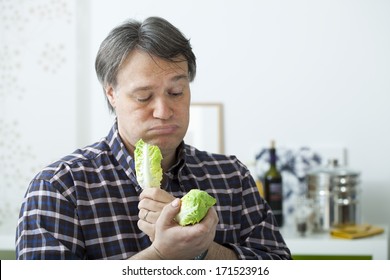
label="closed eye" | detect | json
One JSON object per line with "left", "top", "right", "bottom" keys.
{"left": 169, "top": 92, "right": 183, "bottom": 97}
{"left": 136, "top": 94, "right": 152, "bottom": 103}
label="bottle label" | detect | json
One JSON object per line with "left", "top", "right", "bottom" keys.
{"left": 272, "top": 209, "right": 283, "bottom": 215}
{"left": 269, "top": 183, "right": 282, "bottom": 200}
{"left": 268, "top": 182, "right": 283, "bottom": 226}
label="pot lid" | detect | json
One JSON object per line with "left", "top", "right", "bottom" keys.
{"left": 307, "top": 159, "right": 360, "bottom": 189}
{"left": 307, "top": 159, "right": 360, "bottom": 177}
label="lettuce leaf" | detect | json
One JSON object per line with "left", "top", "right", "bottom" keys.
{"left": 134, "top": 139, "right": 163, "bottom": 188}
{"left": 175, "top": 189, "right": 217, "bottom": 226}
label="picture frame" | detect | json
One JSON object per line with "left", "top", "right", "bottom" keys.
{"left": 184, "top": 102, "right": 224, "bottom": 154}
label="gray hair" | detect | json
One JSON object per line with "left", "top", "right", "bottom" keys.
{"left": 95, "top": 16, "right": 197, "bottom": 113}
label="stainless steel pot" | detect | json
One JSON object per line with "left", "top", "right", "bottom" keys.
{"left": 306, "top": 159, "right": 360, "bottom": 232}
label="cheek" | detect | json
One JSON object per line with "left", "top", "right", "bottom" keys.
{"left": 116, "top": 99, "right": 143, "bottom": 117}
{"left": 180, "top": 108, "right": 190, "bottom": 129}
{"left": 180, "top": 96, "right": 191, "bottom": 120}
{"left": 115, "top": 105, "right": 142, "bottom": 129}
{"left": 175, "top": 101, "right": 189, "bottom": 117}
{"left": 184, "top": 109, "right": 190, "bottom": 123}
{"left": 121, "top": 109, "right": 146, "bottom": 124}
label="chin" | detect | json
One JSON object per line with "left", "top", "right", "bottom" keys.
{"left": 153, "top": 137, "right": 182, "bottom": 151}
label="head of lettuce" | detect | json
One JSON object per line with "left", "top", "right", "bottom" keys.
{"left": 175, "top": 189, "right": 217, "bottom": 226}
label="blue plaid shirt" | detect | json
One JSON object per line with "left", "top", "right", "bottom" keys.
{"left": 16, "top": 122, "right": 291, "bottom": 259}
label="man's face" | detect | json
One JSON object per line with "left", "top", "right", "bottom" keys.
{"left": 105, "top": 50, "right": 191, "bottom": 157}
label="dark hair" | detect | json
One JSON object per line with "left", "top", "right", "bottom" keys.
{"left": 95, "top": 16, "right": 196, "bottom": 113}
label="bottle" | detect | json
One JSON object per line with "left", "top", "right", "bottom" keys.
{"left": 263, "top": 140, "right": 283, "bottom": 227}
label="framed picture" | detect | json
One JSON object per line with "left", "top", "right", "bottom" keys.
{"left": 184, "top": 102, "right": 224, "bottom": 154}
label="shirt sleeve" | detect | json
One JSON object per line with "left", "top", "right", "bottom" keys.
{"left": 225, "top": 159, "right": 292, "bottom": 260}
{"left": 15, "top": 175, "right": 84, "bottom": 260}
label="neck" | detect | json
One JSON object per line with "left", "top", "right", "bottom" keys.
{"left": 161, "top": 150, "right": 177, "bottom": 172}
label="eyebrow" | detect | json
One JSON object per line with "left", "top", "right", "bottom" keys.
{"left": 131, "top": 74, "right": 189, "bottom": 93}
{"left": 171, "top": 74, "right": 188, "bottom": 82}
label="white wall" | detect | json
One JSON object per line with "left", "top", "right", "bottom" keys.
{"left": 1, "top": 0, "right": 389, "bottom": 255}
{"left": 0, "top": 0, "right": 78, "bottom": 238}
{"left": 85, "top": 0, "right": 390, "bottom": 229}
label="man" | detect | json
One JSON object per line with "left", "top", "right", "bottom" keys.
{"left": 16, "top": 17, "right": 291, "bottom": 260}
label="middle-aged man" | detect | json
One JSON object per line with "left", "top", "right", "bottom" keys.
{"left": 16, "top": 16, "right": 292, "bottom": 260}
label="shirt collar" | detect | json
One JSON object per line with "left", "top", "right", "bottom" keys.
{"left": 106, "top": 121, "right": 189, "bottom": 189}
{"left": 106, "top": 121, "right": 140, "bottom": 191}
{"left": 166, "top": 141, "right": 187, "bottom": 175}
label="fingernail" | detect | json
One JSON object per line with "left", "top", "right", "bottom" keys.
{"left": 171, "top": 198, "right": 180, "bottom": 208}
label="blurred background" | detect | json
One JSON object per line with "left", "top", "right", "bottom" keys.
{"left": 1, "top": 0, "right": 389, "bottom": 258}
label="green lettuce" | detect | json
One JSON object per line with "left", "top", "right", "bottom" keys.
{"left": 134, "top": 139, "right": 163, "bottom": 188}
{"left": 175, "top": 189, "right": 217, "bottom": 226}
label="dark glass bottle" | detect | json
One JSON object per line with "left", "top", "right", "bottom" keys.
{"left": 264, "top": 140, "right": 283, "bottom": 227}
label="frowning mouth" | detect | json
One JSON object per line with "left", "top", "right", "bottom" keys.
{"left": 149, "top": 124, "right": 179, "bottom": 135}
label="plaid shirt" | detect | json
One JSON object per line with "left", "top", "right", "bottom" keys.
{"left": 16, "top": 122, "right": 291, "bottom": 260}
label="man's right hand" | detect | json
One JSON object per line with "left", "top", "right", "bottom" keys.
{"left": 151, "top": 198, "right": 218, "bottom": 259}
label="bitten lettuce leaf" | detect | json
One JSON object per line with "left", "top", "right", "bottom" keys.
{"left": 175, "top": 189, "right": 217, "bottom": 226}
{"left": 134, "top": 139, "right": 163, "bottom": 188}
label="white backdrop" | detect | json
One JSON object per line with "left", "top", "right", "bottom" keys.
{"left": 1, "top": 0, "right": 389, "bottom": 255}
{"left": 0, "top": 0, "right": 78, "bottom": 240}
{"left": 84, "top": 0, "right": 390, "bottom": 229}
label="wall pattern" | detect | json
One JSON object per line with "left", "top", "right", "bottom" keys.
{"left": 0, "top": 0, "right": 77, "bottom": 235}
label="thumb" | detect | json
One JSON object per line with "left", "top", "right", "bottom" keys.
{"left": 160, "top": 198, "right": 181, "bottom": 226}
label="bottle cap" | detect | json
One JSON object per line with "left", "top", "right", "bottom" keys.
{"left": 270, "top": 140, "right": 276, "bottom": 149}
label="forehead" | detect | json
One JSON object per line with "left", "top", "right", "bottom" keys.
{"left": 117, "top": 50, "right": 189, "bottom": 83}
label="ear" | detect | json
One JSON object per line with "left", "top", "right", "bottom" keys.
{"left": 105, "top": 85, "right": 116, "bottom": 109}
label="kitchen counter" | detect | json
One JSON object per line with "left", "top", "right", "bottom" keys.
{"left": 281, "top": 225, "right": 388, "bottom": 260}
{"left": 0, "top": 234, "right": 15, "bottom": 260}
{"left": 2, "top": 228, "right": 389, "bottom": 260}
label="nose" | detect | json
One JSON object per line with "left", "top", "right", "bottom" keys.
{"left": 153, "top": 97, "right": 173, "bottom": 120}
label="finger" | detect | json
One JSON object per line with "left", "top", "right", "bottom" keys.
{"left": 202, "top": 207, "right": 219, "bottom": 227}
{"left": 186, "top": 208, "right": 218, "bottom": 241}
{"left": 138, "top": 198, "right": 166, "bottom": 213}
{"left": 138, "top": 208, "right": 158, "bottom": 224}
{"left": 137, "top": 219, "right": 155, "bottom": 241}
{"left": 138, "top": 208, "right": 149, "bottom": 222}
{"left": 140, "top": 188, "right": 175, "bottom": 203}
{"left": 157, "top": 198, "right": 181, "bottom": 227}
